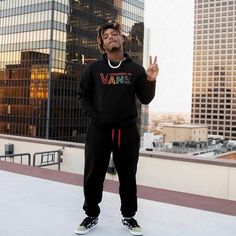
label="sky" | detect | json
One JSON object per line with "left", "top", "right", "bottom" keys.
{"left": 144, "top": 0, "right": 195, "bottom": 114}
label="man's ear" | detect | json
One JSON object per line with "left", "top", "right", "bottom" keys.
{"left": 121, "top": 35, "right": 125, "bottom": 43}
{"left": 121, "top": 34, "right": 127, "bottom": 43}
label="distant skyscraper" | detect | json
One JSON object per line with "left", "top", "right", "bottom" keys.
{"left": 0, "top": 0, "right": 144, "bottom": 142}
{"left": 141, "top": 27, "right": 150, "bottom": 134}
{"left": 191, "top": 0, "right": 236, "bottom": 140}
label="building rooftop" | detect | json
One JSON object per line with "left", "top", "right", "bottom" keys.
{"left": 163, "top": 124, "right": 208, "bottom": 128}
{"left": 1, "top": 161, "right": 236, "bottom": 236}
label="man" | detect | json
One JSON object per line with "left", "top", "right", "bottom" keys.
{"left": 75, "top": 21, "right": 159, "bottom": 235}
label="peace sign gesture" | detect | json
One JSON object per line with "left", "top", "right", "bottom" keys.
{"left": 147, "top": 56, "right": 159, "bottom": 81}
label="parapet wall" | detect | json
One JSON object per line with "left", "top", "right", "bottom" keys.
{"left": 1, "top": 134, "right": 236, "bottom": 201}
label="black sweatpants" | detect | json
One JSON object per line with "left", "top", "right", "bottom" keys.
{"left": 83, "top": 123, "right": 140, "bottom": 218}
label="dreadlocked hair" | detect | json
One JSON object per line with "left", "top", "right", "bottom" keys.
{"left": 97, "top": 20, "right": 122, "bottom": 52}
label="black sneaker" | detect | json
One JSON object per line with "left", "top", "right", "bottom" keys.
{"left": 74, "top": 216, "right": 98, "bottom": 235}
{"left": 122, "top": 217, "right": 143, "bottom": 235}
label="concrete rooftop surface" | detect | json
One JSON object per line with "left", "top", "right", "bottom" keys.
{"left": 1, "top": 162, "right": 236, "bottom": 236}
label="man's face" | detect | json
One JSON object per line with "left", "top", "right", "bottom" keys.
{"left": 101, "top": 28, "right": 124, "bottom": 53}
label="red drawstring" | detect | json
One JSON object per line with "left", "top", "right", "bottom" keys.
{"left": 112, "top": 128, "right": 115, "bottom": 142}
{"left": 111, "top": 128, "right": 121, "bottom": 147}
{"left": 118, "top": 128, "right": 121, "bottom": 148}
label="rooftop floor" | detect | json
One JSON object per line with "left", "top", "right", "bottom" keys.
{"left": 1, "top": 162, "right": 236, "bottom": 236}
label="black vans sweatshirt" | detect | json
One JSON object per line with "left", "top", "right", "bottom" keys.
{"left": 77, "top": 53, "right": 156, "bottom": 128}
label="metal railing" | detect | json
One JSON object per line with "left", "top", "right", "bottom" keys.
{"left": 0, "top": 153, "right": 31, "bottom": 165}
{"left": 32, "top": 150, "right": 63, "bottom": 171}
{"left": 0, "top": 149, "right": 63, "bottom": 171}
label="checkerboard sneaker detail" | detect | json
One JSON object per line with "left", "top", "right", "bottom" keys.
{"left": 122, "top": 217, "right": 144, "bottom": 235}
{"left": 74, "top": 216, "right": 98, "bottom": 235}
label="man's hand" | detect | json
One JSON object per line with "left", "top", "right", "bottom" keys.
{"left": 147, "top": 56, "right": 159, "bottom": 81}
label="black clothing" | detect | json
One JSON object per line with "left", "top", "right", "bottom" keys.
{"left": 77, "top": 53, "right": 156, "bottom": 128}
{"left": 78, "top": 53, "right": 156, "bottom": 217}
{"left": 83, "top": 124, "right": 140, "bottom": 217}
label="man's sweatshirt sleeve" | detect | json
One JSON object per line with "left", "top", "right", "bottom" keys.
{"left": 135, "top": 66, "right": 156, "bottom": 105}
{"left": 77, "top": 64, "right": 97, "bottom": 119}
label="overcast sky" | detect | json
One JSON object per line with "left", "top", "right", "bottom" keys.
{"left": 144, "top": 0, "right": 195, "bottom": 113}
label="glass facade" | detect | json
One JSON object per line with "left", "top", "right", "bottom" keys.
{"left": 0, "top": 0, "right": 144, "bottom": 142}
{"left": 192, "top": 0, "right": 236, "bottom": 140}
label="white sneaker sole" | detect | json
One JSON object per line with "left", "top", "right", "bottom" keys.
{"left": 74, "top": 224, "right": 97, "bottom": 235}
{"left": 122, "top": 224, "right": 144, "bottom": 235}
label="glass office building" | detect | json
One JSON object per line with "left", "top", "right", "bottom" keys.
{"left": 191, "top": 0, "right": 236, "bottom": 140}
{"left": 0, "top": 0, "right": 144, "bottom": 142}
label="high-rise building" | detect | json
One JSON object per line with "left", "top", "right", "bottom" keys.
{"left": 0, "top": 0, "right": 144, "bottom": 142}
{"left": 191, "top": 0, "right": 236, "bottom": 140}
{"left": 141, "top": 27, "right": 150, "bottom": 134}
